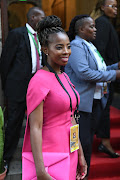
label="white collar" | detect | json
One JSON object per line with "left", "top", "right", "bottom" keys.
{"left": 82, "top": 39, "right": 93, "bottom": 47}
{"left": 26, "top": 23, "right": 37, "bottom": 35}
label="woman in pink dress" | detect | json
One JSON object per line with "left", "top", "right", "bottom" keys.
{"left": 22, "top": 15, "right": 87, "bottom": 180}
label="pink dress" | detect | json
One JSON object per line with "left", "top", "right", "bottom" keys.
{"left": 24, "top": 69, "right": 80, "bottom": 180}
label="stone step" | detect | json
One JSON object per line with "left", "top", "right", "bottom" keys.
{"left": 5, "top": 137, "right": 24, "bottom": 179}
{"left": 5, "top": 160, "right": 22, "bottom": 180}
{"left": 5, "top": 174, "right": 22, "bottom": 180}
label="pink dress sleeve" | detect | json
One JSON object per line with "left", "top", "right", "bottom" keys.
{"left": 23, "top": 71, "right": 49, "bottom": 152}
{"left": 26, "top": 74, "right": 50, "bottom": 118}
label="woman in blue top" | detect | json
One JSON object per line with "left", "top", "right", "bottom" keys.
{"left": 65, "top": 14, "right": 120, "bottom": 180}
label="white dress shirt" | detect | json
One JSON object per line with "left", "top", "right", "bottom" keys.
{"left": 83, "top": 40, "right": 107, "bottom": 99}
{"left": 26, "top": 23, "right": 42, "bottom": 74}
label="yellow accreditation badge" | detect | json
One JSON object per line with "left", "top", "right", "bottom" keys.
{"left": 70, "top": 124, "right": 79, "bottom": 153}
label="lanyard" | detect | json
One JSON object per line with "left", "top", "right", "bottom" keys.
{"left": 96, "top": 50, "right": 104, "bottom": 63}
{"left": 27, "top": 28, "right": 40, "bottom": 57}
{"left": 63, "top": 73, "right": 79, "bottom": 111}
{"left": 46, "top": 62, "right": 79, "bottom": 117}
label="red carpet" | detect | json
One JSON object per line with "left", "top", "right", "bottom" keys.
{"left": 89, "top": 106, "right": 120, "bottom": 180}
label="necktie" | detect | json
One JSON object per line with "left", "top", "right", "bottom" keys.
{"left": 34, "top": 33, "right": 40, "bottom": 71}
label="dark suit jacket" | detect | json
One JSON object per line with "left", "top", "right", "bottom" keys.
{"left": 0, "top": 26, "right": 46, "bottom": 102}
{"left": 93, "top": 15, "right": 120, "bottom": 65}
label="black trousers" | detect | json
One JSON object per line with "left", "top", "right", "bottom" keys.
{"left": 96, "top": 100, "right": 110, "bottom": 138}
{"left": 3, "top": 98, "right": 26, "bottom": 163}
{"left": 76, "top": 99, "right": 103, "bottom": 176}
{"left": 96, "top": 83, "right": 114, "bottom": 139}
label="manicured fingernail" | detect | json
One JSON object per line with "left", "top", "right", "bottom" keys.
{"left": 82, "top": 173, "right": 85, "bottom": 176}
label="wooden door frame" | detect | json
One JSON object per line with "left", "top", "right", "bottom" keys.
{"left": 0, "top": 0, "right": 8, "bottom": 46}
{"left": 0, "top": 0, "right": 42, "bottom": 46}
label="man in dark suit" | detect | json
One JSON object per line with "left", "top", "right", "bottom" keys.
{"left": 0, "top": 6, "right": 45, "bottom": 170}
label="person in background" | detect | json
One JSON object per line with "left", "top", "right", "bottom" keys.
{"left": 65, "top": 14, "right": 120, "bottom": 179}
{"left": 91, "top": 0, "right": 120, "bottom": 158}
{"left": 22, "top": 15, "right": 87, "bottom": 180}
{"left": 0, "top": 6, "right": 45, "bottom": 172}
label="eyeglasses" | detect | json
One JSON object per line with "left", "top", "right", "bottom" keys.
{"left": 105, "top": 4, "right": 117, "bottom": 9}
